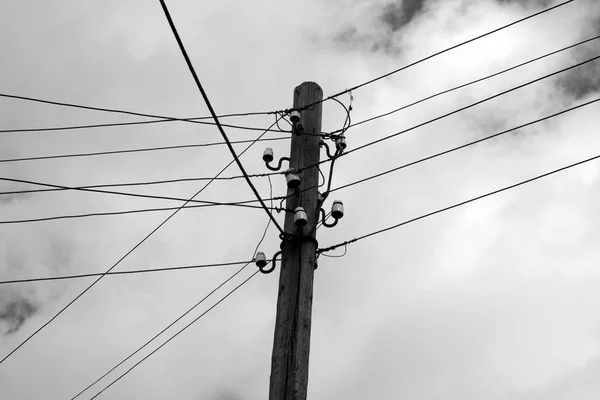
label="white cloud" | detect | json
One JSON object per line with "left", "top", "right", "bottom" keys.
{"left": 1, "top": 0, "right": 599, "bottom": 399}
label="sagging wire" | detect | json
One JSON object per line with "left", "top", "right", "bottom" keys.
{"left": 275, "top": 111, "right": 293, "bottom": 132}
{"left": 320, "top": 243, "right": 347, "bottom": 258}
{"left": 318, "top": 166, "right": 326, "bottom": 188}
{"left": 316, "top": 211, "right": 332, "bottom": 230}
{"left": 326, "top": 92, "right": 353, "bottom": 139}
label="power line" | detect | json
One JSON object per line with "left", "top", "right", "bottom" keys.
{"left": 72, "top": 205, "right": 275, "bottom": 399}
{"left": 345, "top": 54, "right": 600, "bottom": 157}
{"left": 6, "top": 92, "right": 595, "bottom": 227}
{"left": 0, "top": 2, "right": 572, "bottom": 141}
{"left": 0, "top": 176, "right": 287, "bottom": 212}
{"left": 0, "top": 116, "right": 281, "bottom": 365}
{"left": 295, "top": 0, "right": 574, "bottom": 112}
{"left": 318, "top": 152, "right": 600, "bottom": 255}
{"left": 333, "top": 34, "right": 600, "bottom": 134}
{"left": 3, "top": 32, "right": 594, "bottom": 173}
{"left": 0, "top": 116, "right": 291, "bottom": 135}
{"left": 0, "top": 204, "right": 244, "bottom": 225}
{"left": 298, "top": 53, "right": 600, "bottom": 176}
{"left": 280, "top": 95, "right": 600, "bottom": 217}
{"left": 3, "top": 34, "right": 593, "bottom": 193}
{"left": 0, "top": 93, "right": 281, "bottom": 131}
{"left": 7, "top": 46, "right": 592, "bottom": 211}
{"left": 0, "top": 136, "right": 289, "bottom": 164}
{"left": 159, "top": 0, "right": 284, "bottom": 234}
{"left": 328, "top": 97, "right": 600, "bottom": 195}
{"left": 89, "top": 269, "right": 260, "bottom": 399}
{"left": 0, "top": 197, "right": 291, "bottom": 226}
{"left": 69, "top": 89, "right": 597, "bottom": 400}
{"left": 0, "top": 260, "right": 255, "bottom": 285}
{"left": 0, "top": 172, "right": 282, "bottom": 197}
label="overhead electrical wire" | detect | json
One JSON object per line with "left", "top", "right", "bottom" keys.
{"left": 2, "top": 63, "right": 596, "bottom": 228}
{"left": 0, "top": 2, "right": 572, "bottom": 142}
{"left": 0, "top": 176, "right": 288, "bottom": 212}
{"left": 5, "top": 95, "right": 597, "bottom": 228}
{"left": 331, "top": 33, "right": 600, "bottom": 134}
{"left": 290, "top": 96, "right": 600, "bottom": 205}
{"left": 0, "top": 260, "right": 254, "bottom": 285}
{"left": 71, "top": 267, "right": 259, "bottom": 399}
{"left": 0, "top": 116, "right": 282, "bottom": 365}
{"left": 71, "top": 189, "right": 276, "bottom": 399}
{"left": 297, "top": 53, "right": 600, "bottom": 176}
{"left": 2, "top": 96, "right": 596, "bottom": 227}
{"left": 0, "top": 93, "right": 285, "bottom": 133}
{"left": 343, "top": 55, "right": 600, "bottom": 157}
{"left": 0, "top": 203, "right": 270, "bottom": 225}
{"left": 158, "top": 0, "right": 284, "bottom": 234}
{"left": 77, "top": 98, "right": 600, "bottom": 399}
{"left": 0, "top": 0, "right": 575, "bottom": 378}
{"left": 6, "top": 103, "right": 592, "bottom": 282}
{"left": 0, "top": 33, "right": 591, "bottom": 204}
{"left": 89, "top": 269, "right": 260, "bottom": 399}
{"left": 2, "top": 34, "right": 595, "bottom": 166}
{"left": 0, "top": 136, "right": 289, "bottom": 164}
{"left": 327, "top": 98, "right": 600, "bottom": 195}
{"left": 0, "top": 172, "right": 282, "bottom": 197}
{"left": 293, "top": 0, "right": 574, "bottom": 112}
{"left": 318, "top": 151, "right": 600, "bottom": 255}
{"left": 0, "top": 115, "right": 290, "bottom": 135}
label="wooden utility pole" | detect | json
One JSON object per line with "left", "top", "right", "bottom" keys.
{"left": 269, "top": 82, "right": 323, "bottom": 400}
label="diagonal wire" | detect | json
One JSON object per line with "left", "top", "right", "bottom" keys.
{"left": 0, "top": 116, "right": 290, "bottom": 135}
{"left": 0, "top": 2, "right": 574, "bottom": 139}
{"left": 0, "top": 176, "right": 285, "bottom": 211}
{"left": 0, "top": 260, "right": 254, "bottom": 285}
{"left": 343, "top": 55, "right": 600, "bottom": 158}
{"left": 0, "top": 115, "right": 282, "bottom": 365}
{"left": 88, "top": 269, "right": 260, "bottom": 399}
{"left": 318, "top": 153, "right": 600, "bottom": 255}
{"left": 331, "top": 33, "right": 600, "bottom": 134}
{"left": 0, "top": 136, "right": 289, "bottom": 164}
{"left": 296, "top": 53, "right": 600, "bottom": 177}
{"left": 293, "top": 0, "right": 574, "bottom": 112}
{"left": 2, "top": 95, "right": 593, "bottom": 227}
{"left": 328, "top": 98, "right": 600, "bottom": 195}
{"left": 0, "top": 93, "right": 281, "bottom": 131}
{"left": 159, "top": 0, "right": 284, "bottom": 234}
{"left": 72, "top": 197, "right": 275, "bottom": 399}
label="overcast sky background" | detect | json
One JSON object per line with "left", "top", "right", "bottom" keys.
{"left": 1, "top": 0, "right": 600, "bottom": 399}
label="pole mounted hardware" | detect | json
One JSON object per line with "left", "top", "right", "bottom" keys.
{"left": 289, "top": 110, "right": 303, "bottom": 134}
{"left": 319, "top": 140, "right": 337, "bottom": 160}
{"left": 256, "top": 250, "right": 282, "bottom": 274}
{"left": 319, "top": 200, "right": 344, "bottom": 228}
{"left": 263, "top": 148, "right": 291, "bottom": 172}
{"left": 285, "top": 168, "right": 301, "bottom": 189}
{"left": 335, "top": 135, "right": 347, "bottom": 152}
{"left": 294, "top": 206, "right": 308, "bottom": 227}
{"left": 331, "top": 200, "right": 344, "bottom": 219}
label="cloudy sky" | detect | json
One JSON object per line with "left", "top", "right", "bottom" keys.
{"left": 1, "top": 0, "right": 600, "bottom": 399}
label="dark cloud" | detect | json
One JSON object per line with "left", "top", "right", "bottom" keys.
{"left": 332, "top": 0, "right": 427, "bottom": 54}
{"left": 379, "top": 0, "right": 426, "bottom": 32}
{"left": 557, "top": 40, "right": 600, "bottom": 100}
{"left": 0, "top": 297, "right": 37, "bottom": 335}
{"left": 333, "top": 26, "right": 364, "bottom": 47}
{"left": 559, "top": 63, "right": 600, "bottom": 99}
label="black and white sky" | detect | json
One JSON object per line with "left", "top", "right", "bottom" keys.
{"left": 1, "top": 0, "right": 600, "bottom": 399}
